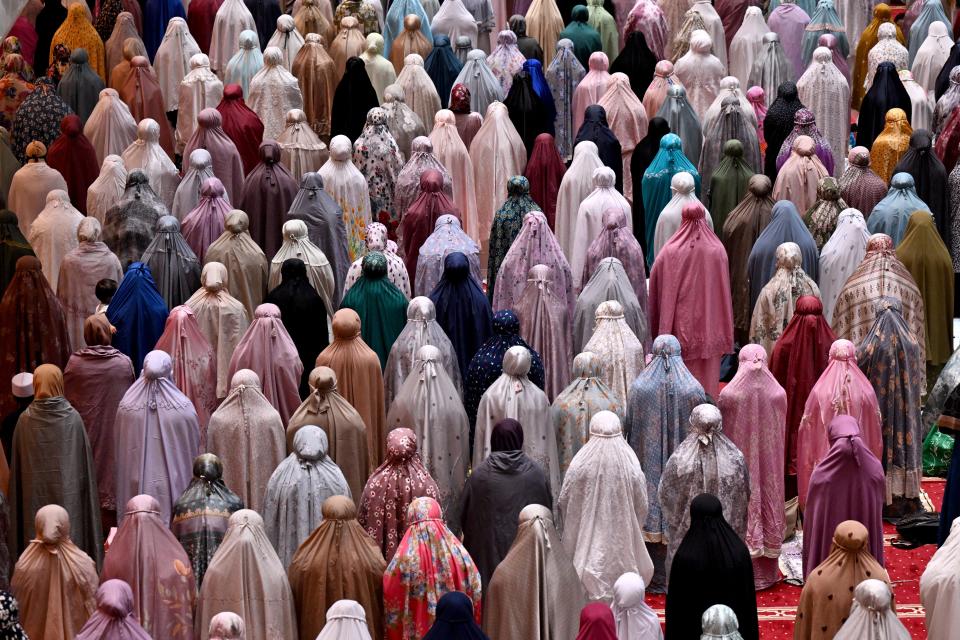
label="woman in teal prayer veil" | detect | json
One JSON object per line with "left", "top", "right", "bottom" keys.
{"left": 339, "top": 252, "right": 409, "bottom": 368}
{"left": 641, "top": 133, "right": 701, "bottom": 267}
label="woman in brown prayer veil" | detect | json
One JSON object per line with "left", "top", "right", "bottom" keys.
{"left": 9, "top": 364, "right": 102, "bottom": 565}
{"left": 205, "top": 209, "right": 269, "bottom": 319}
{"left": 315, "top": 308, "right": 386, "bottom": 466}
{"left": 287, "top": 366, "right": 369, "bottom": 498}
{"left": 288, "top": 495, "right": 386, "bottom": 640}
{"left": 100, "top": 495, "right": 196, "bottom": 640}
{"left": 483, "top": 503, "right": 585, "bottom": 640}
{"left": 10, "top": 504, "right": 98, "bottom": 640}
{"left": 63, "top": 314, "right": 135, "bottom": 530}
{"left": 0, "top": 256, "right": 70, "bottom": 416}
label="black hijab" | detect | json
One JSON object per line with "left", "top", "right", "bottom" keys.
{"left": 424, "top": 35, "right": 463, "bottom": 109}
{"left": 935, "top": 43, "right": 960, "bottom": 100}
{"left": 490, "top": 418, "right": 523, "bottom": 451}
{"left": 762, "top": 81, "right": 804, "bottom": 181}
{"left": 630, "top": 117, "right": 670, "bottom": 250}
{"left": 264, "top": 258, "right": 329, "bottom": 395}
{"left": 508, "top": 15, "right": 544, "bottom": 62}
{"left": 422, "top": 592, "right": 491, "bottom": 640}
{"left": 504, "top": 69, "right": 553, "bottom": 156}
{"left": 330, "top": 56, "right": 379, "bottom": 142}
{"left": 857, "top": 61, "right": 912, "bottom": 149}
{"left": 894, "top": 128, "right": 949, "bottom": 246}
{"left": 665, "top": 494, "right": 759, "bottom": 640}
{"left": 610, "top": 31, "right": 658, "bottom": 99}
{"left": 244, "top": 0, "right": 282, "bottom": 49}
{"left": 575, "top": 104, "right": 623, "bottom": 191}
{"left": 33, "top": 0, "right": 67, "bottom": 72}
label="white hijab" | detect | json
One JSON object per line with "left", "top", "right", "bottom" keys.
{"left": 27, "top": 189, "right": 83, "bottom": 291}
{"left": 83, "top": 88, "right": 138, "bottom": 164}
{"left": 269, "top": 219, "right": 337, "bottom": 318}
{"left": 556, "top": 140, "right": 604, "bottom": 258}
{"left": 900, "top": 69, "right": 934, "bottom": 131}
{"left": 729, "top": 6, "right": 768, "bottom": 88}
{"left": 121, "top": 118, "right": 181, "bottom": 210}
{"left": 582, "top": 300, "right": 646, "bottom": 408}
{"left": 817, "top": 208, "right": 868, "bottom": 324}
{"left": 834, "top": 580, "right": 911, "bottom": 640}
{"left": 397, "top": 54, "right": 443, "bottom": 135}
{"left": 797, "top": 47, "right": 851, "bottom": 177}
{"left": 316, "top": 601, "right": 373, "bottom": 640}
{"left": 318, "top": 135, "right": 372, "bottom": 260}
{"left": 7, "top": 154, "right": 68, "bottom": 236}
{"left": 87, "top": 155, "right": 127, "bottom": 223}
{"left": 153, "top": 17, "right": 201, "bottom": 113}
{"left": 611, "top": 572, "right": 663, "bottom": 640}
{"left": 912, "top": 21, "right": 953, "bottom": 96}
{"left": 175, "top": 53, "right": 225, "bottom": 154}
{"left": 921, "top": 516, "right": 960, "bottom": 640}
{"left": 277, "top": 108, "right": 328, "bottom": 182}
{"left": 172, "top": 149, "right": 218, "bottom": 221}
{"left": 430, "top": 0, "right": 479, "bottom": 47}
{"left": 249, "top": 46, "right": 305, "bottom": 141}
{"left": 570, "top": 167, "right": 631, "bottom": 287}
{"left": 652, "top": 171, "right": 713, "bottom": 259}
{"left": 209, "top": 0, "right": 257, "bottom": 77}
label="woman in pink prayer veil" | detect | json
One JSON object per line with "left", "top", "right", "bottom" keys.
{"left": 572, "top": 51, "right": 610, "bottom": 135}
{"left": 516, "top": 264, "right": 572, "bottom": 400}
{"left": 581, "top": 207, "right": 648, "bottom": 318}
{"left": 100, "top": 496, "right": 196, "bottom": 640}
{"left": 717, "top": 344, "right": 788, "bottom": 590}
{"left": 153, "top": 305, "right": 218, "bottom": 443}
{"left": 648, "top": 202, "right": 733, "bottom": 399}
{"left": 428, "top": 109, "right": 478, "bottom": 242}
{"left": 181, "top": 177, "right": 231, "bottom": 261}
{"left": 796, "top": 338, "right": 883, "bottom": 509}
{"left": 227, "top": 303, "right": 304, "bottom": 425}
{"left": 75, "top": 580, "right": 152, "bottom": 640}
{"left": 181, "top": 108, "right": 244, "bottom": 204}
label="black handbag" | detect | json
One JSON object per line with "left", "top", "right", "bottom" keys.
{"left": 891, "top": 511, "right": 941, "bottom": 549}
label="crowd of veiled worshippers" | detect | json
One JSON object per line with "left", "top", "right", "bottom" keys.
{"left": 5, "top": 0, "right": 960, "bottom": 637}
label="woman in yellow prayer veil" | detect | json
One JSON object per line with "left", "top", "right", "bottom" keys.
{"left": 870, "top": 108, "right": 913, "bottom": 183}
{"left": 50, "top": 4, "right": 107, "bottom": 82}
{"left": 851, "top": 4, "right": 904, "bottom": 109}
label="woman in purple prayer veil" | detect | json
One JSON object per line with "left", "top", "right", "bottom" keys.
{"left": 775, "top": 108, "right": 835, "bottom": 175}
{"left": 74, "top": 580, "right": 151, "bottom": 640}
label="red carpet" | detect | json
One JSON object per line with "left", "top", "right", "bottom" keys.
{"left": 645, "top": 479, "right": 945, "bottom": 638}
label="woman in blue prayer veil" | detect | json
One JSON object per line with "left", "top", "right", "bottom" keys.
{"left": 144, "top": 0, "right": 186, "bottom": 59}
{"left": 106, "top": 262, "right": 169, "bottom": 374}
{"left": 641, "top": 133, "right": 701, "bottom": 267}
{"left": 745, "top": 200, "right": 819, "bottom": 312}
{"left": 866, "top": 172, "right": 932, "bottom": 246}
{"left": 801, "top": 0, "right": 849, "bottom": 67}
{"left": 425, "top": 35, "right": 463, "bottom": 109}
{"left": 383, "top": 0, "right": 432, "bottom": 54}
{"left": 429, "top": 251, "right": 493, "bottom": 382}
{"left": 523, "top": 58, "right": 556, "bottom": 123}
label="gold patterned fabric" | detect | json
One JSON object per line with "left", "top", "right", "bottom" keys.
{"left": 870, "top": 108, "right": 913, "bottom": 183}
{"left": 851, "top": 4, "right": 905, "bottom": 109}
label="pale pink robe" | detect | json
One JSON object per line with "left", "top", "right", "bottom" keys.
{"left": 771, "top": 135, "right": 829, "bottom": 214}
{"left": 83, "top": 89, "right": 138, "bottom": 164}
{"left": 570, "top": 166, "right": 631, "bottom": 288}
{"left": 689, "top": 0, "right": 727, "bottom": 70}
{"left": 227, "top": 303, "right": 304, "bottom": 425}
{"left": 673, "top": 29, "right": 725, "bottom": 121}
{"left": 623, "top": 0, "right": 669, "bottom": 58}
{"left": 796, "top": 338, "right": 883, "bottom": 509}
{"left": 598, "top": 72, "right": 648, "bottom": 201}
{"left": 181, "top": 177, "right": 231, "bottom": 261}
{"left": 572, "top": 52, "right": 610, "bottom": 136}
{"left": 428, "top": 109, "right": 479, "bottom": 243}
{"left": 642, "top": 60, "right": 682, "bottom": 119}
{"left": 717, "top": 343, "right": 788, "bottom": 590}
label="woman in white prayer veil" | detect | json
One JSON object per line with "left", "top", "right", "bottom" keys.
{"left": 431, "top": 0, "right": 479, "bottom": 48}
{"left": 817, "top": 208, "right": 868, "bottom": 324}
{"left": 319, "top": 135, "right": 372, "bottom": 260}
{"left": 865, "top": 23, "right": 909, "bottom": 90}
{"left": 87, "top": 155, "right": 127, "bottom": 223}
{"left": 176, "top": 54, "right": 224, "bottom": 155}
{"left": 121, "top": 119, "right": 181, "bottom": 210}
{"left": 269, "top": 219, "right": 336, "bottom": 318}
{"left": 652, "top": 172, "right": 712, "bottom": 258}
{"left": 582, "top": 300, "right": 645, "bottom": 408}
{"left": 381, "top": 84, "right": 424, "bottom": 159}
{"left": 673, "top": 30, "right": 725, "bottom": 121}
{"left": 28, "top": 189, "right": 83, "bottom": 290}
{"left": 451, "top": 49, "right": 504, "bottom": 116}
{"left": 570, "top": 167, "right": 631, "bottom": 288}
{"left": 225, "top": 30, "right": 264, "bottom": 98}
{"left": 612, "top": 572, "right": 663, "bottom": 640}
{"left": 361, "top": 34, "right": 397, "bottom": 103}
{"left": 249, "top": 47, "right": 305, "bottom": 142}
{"left": 912, "top": 21, "right": 952, "bottom": 95}
{"left": 729, "top": 7, "right": 769, "bottom": 88}
{"left": 573, "top": 257, "right": 646, "bottom": 354}
{"left": 748, "top": 33, "right": 792, "bottom": 107}
{"left": 900, "top": 69, "right": 933, "bottom": 131}
{"left": 397, "top": 54, "right": 442, "bottom": 133}
{"left": 209, "top": 0, "right": 257, "bottom": 77}
{"left": 277, "top": 108, "right": 328, "bottom": 181}
{"left": 415, "top": 214, "right": 480, "bottom": 297}
{"left": 834, "top": 580, "right": 911, "bottom": 640}
{"left": 920, "top": 517, "right": 960, "bottom": 640}
{"left": 384, "top": 297, "right": 462, "bottom": 406}
{"left": 555, "top": 140, "right": 603, "bottom": 257}
{"left": 689, "top": 0, "right": 727, "bottom": 70}
{"left": 315, "top": 600, "right": 374, "bottom": 640}
{"left": 700, "top": 77, "right": 758, "bottom": 137}
{"left": 83, "top": 88, "right": 137, "bottom": 164}
{"left": 154, "top": 18, "right": 201, "bottom": 114}
{"left": 558, "top": 411, "right": 653, "bottom": 601}
{"left": 428, "top": 110, "right": 479, "bottom": 241}
{"left": 172, "top": 149, "right": 217, "bottom": 221}
{"left": 798, "top": 46, "right": 851, "bottom": 177}
{"left": 387, "top": 344, "right": 469, "bottom": 523}
{"left": 267, "top": 15, "right": 304, "bottom": 69}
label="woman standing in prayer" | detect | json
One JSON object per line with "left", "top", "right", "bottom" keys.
{"left": 598, "top": 72, "right": 646, "bottom": 199}
{"left": 912, "top": 21, "right": 951, "bottom": 93}
{"left": 416, "top": 215, "right": 479, "bottom": 298}
{"left": 288, "top": 496, "right": 386, "bottom": 640}
{"left": 649, "top": 203, "right": 732, "bottom": 398}
{"left": 571, "top": 167, "right": 631, "bottom": 285}
{"left": 353, "top": 107, "right": 404, "bottom": 230}
{"left": 262, "top": 426, "right": 351, "bottom": 567}
{"left": 105, "top": 262, "right": 168, "bottom": 374}
{"left": 772, "top": 135, "right": 829, "bottom": 212}
{"left": 655, "top": 86, "right": 703, "bottom": 167}
{"left": 921, "top": 516, "right": 960, "bottom": 639}
{"left": 207, "top": 370, "right": 285, "bottom": 513}
{"left": 344, "top": 223, "right": 410, "bottom": 299}
{"left": 400, "top": 171, "right": 460, "bottom": 288}
{"left": 389, "top": 14, "right": 432, "bottom": 71}
{"left": 319, "top": 136, "right": 372, "bottom": 260}
{"left": 9, "top": 364, "right": 101, "bottom": 562}
{"left": 430, "top": 252, "right": 494, "bottom": 384}
{"left": 363, "top": 35, "right": 397, "bottom": 104}
{"left": 869, "top": 109, "right": 914, "bottom": 184}
{"left": 673, "top": 29, "right": 724, "bottom": 121}
{"left": 7, "top": 142, "right": 66, "bottom": 235}
{"left": 10, "top": 504, "right": 98, "bottom": 640}
{"left": 795, "top": 520, "right": 890, "bottom": 638}
{"left": 611, "top": 573, "right": 662, "bottom": 640}
{"left": 487, "top": 30, "right": 525, "bottom": 95}
{"left": 100, "top": 495, "right": 196, "bottom": 640}
{"left": 239, "top": 140, "right": 298, "bottom": 255}
{"left": 641, "top": 133, "right": 701, "bottom": 266}
{"left": 760, "top": 81, "right": 804, "bottom": 180}
{"left": 730, "top": 7, "right": 768, "bottom": 86}
{"left": 248, "top": 47, "right": 304, "bottom": 142}
{"left": 182, "top": 110, "right": 242, "bottom": 205}
{"left": 581, "top": 208, "right": 647, "bottom": 311}
{"left": 749, "top": 242, "right": 820, "bottom": 356}
{"left": 523, "top": 134, "right": 565, "bottom": 229}
{"left": 384, "top": 297, "right": 461, "bottom": 406}
{"left": 74, "top": 580, "right": 152, "bottom": 640}
{"left": 818, "top": 208, "right": 869, "bottom": 323}
{"left": 517, "top": 263, "right": 573, "bottom": 397}
{"left": 114, "top": 350, "right": 200, "bottom": 525}
{"left": 717, "top": 345, "right": 787, "bottom": 589}
{"left": 546, "top": 40, "right": 586, "bottom": 162}
{"left": 851, "top": 3, "right": 902, "bottom": 108}
{"left": 859, "top": 67, "right": 912, "bottom": 151}
{"left": 797, "top": 339, "right": 882, "bottom": 506}
{"left": 804, "top": 177, "right": 847, "bottom": 249}
{"left": 171, "top": 454, "right": 244, "bottom": 586}
{"left": 181, "top": 178, "right": 230, "bottom": 262}
{"left": 555, "top": 140, "right": 602, "bottom": 255}
{"left": 196, "top": 510, "right": 298, "bottom": 639}
{"left": 665, "top": 494, "right": 759, "bottom": 640}
{"left": 46, "top": 114, "right": 97, "bottom": 213}
{"left": 0, "top": 211, "right": 33, "bottom": 297}
{"left": 177, "top": 56, "right": 225, "bottom": 158}
{"left": 708, "top": 140, "right": 756, "bottom": 236}
{"left": 291, "top": 35, "right": 336, "bottom": 140}
{"left": 172, "top": 149, "right": 216, "bottom": 222}
{"left": 205, "top": 210, "right": 269, "bottom": 318}
{"left": 582, "top": 298, "right": 645, "bottom": 405}
{"left": 382, "top": 85, "right": 426, "bottom": 160}
{"left": 867, "top": 173, "right": 929, "bottom": 245}
{"left": 86, "top": 155, "right": 127, "bottom": 222}
{"left": 835, "top": 580, "right": 910, "bottom": 639}
{"left": 797, "top": 46, "right": 850, "bottom": 175}
{"left": 154, "top": 305, "right": 217, "bottom": 442}
{"left": 340, "top": 252, "right": 408, "bottom": 369}
{"left": 284, "top": 172, "right": 350, "bottom": 299}
{"left": 895, "top": 129, "right": 949, "bottom": 244}
{"left": 745, "top": 200, "right": 818, "bottom": 311}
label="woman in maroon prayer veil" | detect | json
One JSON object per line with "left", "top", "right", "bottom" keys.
{"left": 400, "top": 169, "right": 459, "bottom": 291}
{"left": 239, "top": 140, "right": 299, "bottom": 258}
{"left": 769, "top": 295, "right": 835, "bottom": 499}
{"left": 216, "top": 84, "right": 265, "bottom": 175}
{"left": 187, "top": 0, "right": 218, "bottom": 54}
{"left": 46, "top": 114, "right": 98, "bottom": 214}
{"left": 0, "top": 256, "right": 70, "bottom": 416}
{"left": 523, "top": 133, "right": 567, "bottom": 228}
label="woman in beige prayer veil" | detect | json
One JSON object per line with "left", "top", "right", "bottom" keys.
{"left": 555, "top": 140, "right": 603, "bottom": 256}
{"left": 390, "top": 15, "right": 433, "bottom": 73}
{"left": 517, "top": 264, "right": 573, "bottom": 400}
{"left": 205, "top": 209, "right": 269, "bottom": 319}
{"left": 195, "top": 510, "right": 298, "bottom": 639}
{"left": 428, "top": 109, "right": 479, "bottom": 242}
{"left": 583, "top": 300, "right": 645, "bottom": 407}
{"left": 397, "top": 54, "right": 442, "bottom": 131}
{"left": 207, "top": 369, "right": 286, "bottom": 513}
{"left": 269, "top": 219, "right": 336, "bottom": 318}
{"left": 598, "top": 72, "right": 648, "bottom": 200}
{"left": 483, "top": 504, "right": 585, "bottom": 640}
{"left": 11, "top": 504, "right": 98, "bottom": 640}
{"left": 248, "top": 47, "right": 304, "bottom": 142}
{"left": 287, "top": 366, "right": 370, "bottom": 496}
{"left": 83, "top": 89, "right": 137, "bottom": 163}
{"left": 185, "top": 261, "right": 251, "bottom": 399}
{"left": 277, "top": 108, "right": 329, "bottom": 180}
{"left": 330, "top": 17, "right": 367, "bottom": 80}
{"left": 526, "top": 0, "right": 564, "bottom": 66}
{"left": 749, "top": 242, "right": 821, "bottom": 356}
